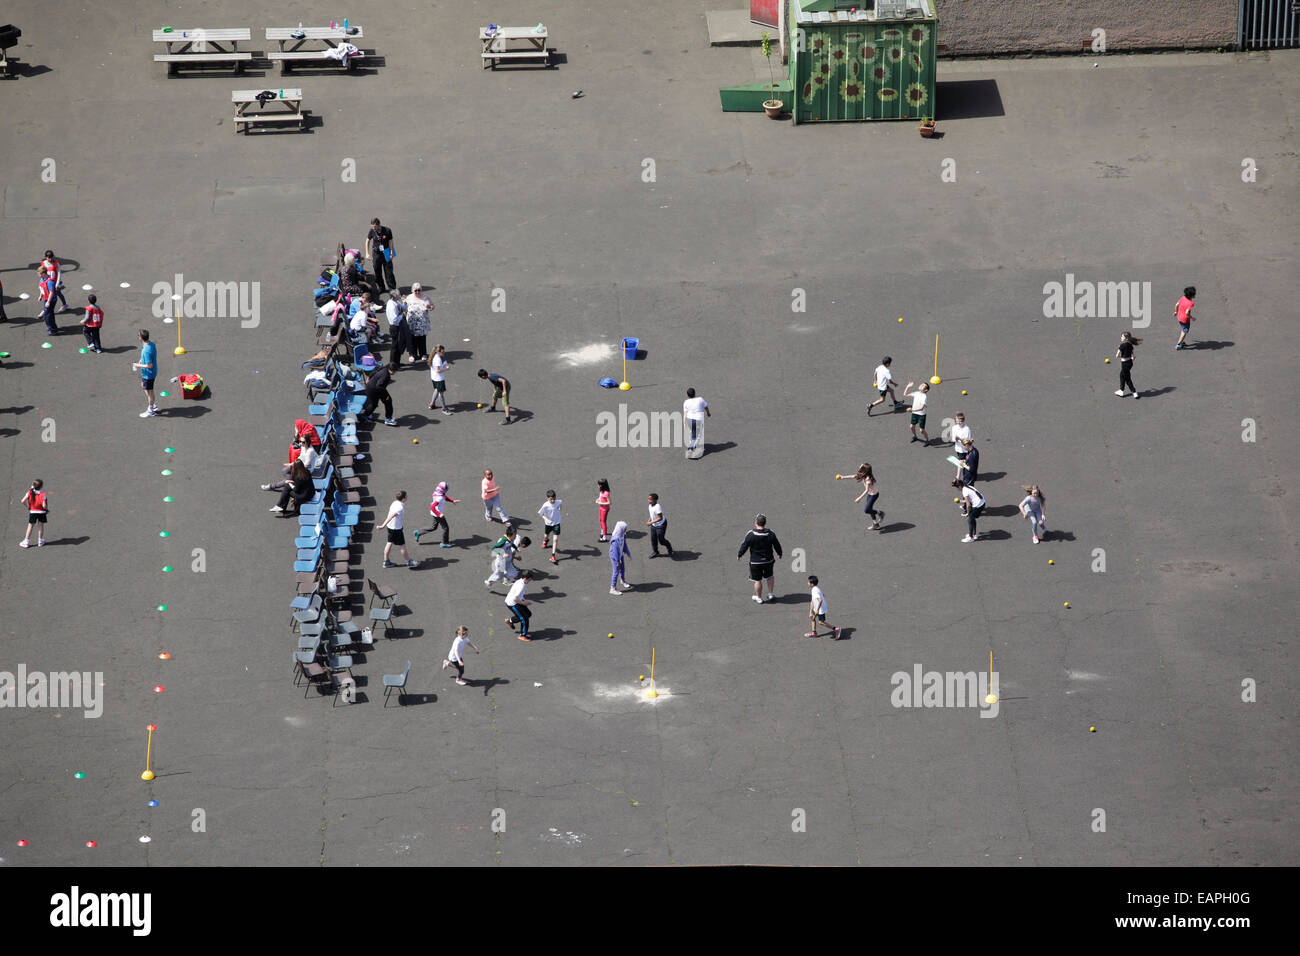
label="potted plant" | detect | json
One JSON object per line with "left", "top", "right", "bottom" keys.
{"left": 761, "top": 31, "right": 783, "bottom": 119}
{"left": 918, "top": 116, "right": 937, "bottom": 137}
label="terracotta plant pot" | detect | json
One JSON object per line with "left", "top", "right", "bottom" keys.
{"left": 918, "top": 121, "right": 937, "bottom": 137}
{"left": 763, "top": 99, "right": 784, "bottom": 119}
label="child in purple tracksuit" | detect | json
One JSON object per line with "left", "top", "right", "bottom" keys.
{"left": 608, "top": 521, "right": 631, "bottom": 595}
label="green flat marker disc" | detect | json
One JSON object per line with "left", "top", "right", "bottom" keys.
{"left": 163, "top": 496, "right": 175, "bottom": 503}
{"left": 74, "top": 772, "right": 86, "bottom": 779}
{"left": 0, "top": 352, "right": 10, "bottom": 358}
{"left": 41, "top": 342, "right": 53, "bottom": 349}
{"left": 79, "top": 347, "right": 88, "bottom": 354}
{"left": 159, "top": 390, "right": 170, "bottom": 397}
{"left": 159, "top": 531, "right": 170, "bottom": 538}
{"left": 161, "top": 566, "right": 173, "bottom": 573}
{"left": 160, "top": 469, "right": 172, "bottom": 476}
{"left": 164, "top": 447, "right": 175, "bottom": 454}
{"left": 156, "top": 605, "right": 168, "bottom": 612}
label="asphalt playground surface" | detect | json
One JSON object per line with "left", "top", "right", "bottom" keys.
{"left": 0, "top": 2, "right": 1296, "bottom": 867}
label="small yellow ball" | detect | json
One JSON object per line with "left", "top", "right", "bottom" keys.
{"left": 476, "top": 403, "right": 483, "bottom": 408}
{"left": 1089, "top": 726, "right": 1096, "bottom": 733}
{"left": 412, "top": 438, "right": 419, "bottom": 444}
{"left": 835, "top": 474, "right": 842, "bottom": 480}
{"left": 954, "top": 498, "right": 960, "bottom": 503}
{"left": 639, "top": 675, "right": 645, "bottom": 681}
{"left": 898, "top": 317, "right": 903, "bottom": 322}
{"left": 607, "top": 633, "right": 614, "bottom": 638}
{"left": 1105, "top": 358, "right": 1110, "bottom": 363}
{"left": 1063, "top": 602, "right": 1070, "bottom": 608}
{"left": 961, "top": 390, "right": 967, "bottom": 395}
{"left": 1048, "top": 559, "right": 1055, "bottom": 565}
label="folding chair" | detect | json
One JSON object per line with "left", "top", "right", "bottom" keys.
{"left": 383, "top": 661, "right": 412, "bottom": 707}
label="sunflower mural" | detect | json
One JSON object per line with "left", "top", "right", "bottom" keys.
{"left": 841, "top": 77, "right": 866, "bottom": 103}
{"left": 807, "top": 32, "right": 830, "bottom": 57}
{"left": 871, "top": 64, "right": 891, "bottom": 83}
{"left": 878, "top": 87, "right": 898, "bottom": 102}
{"left": 906, "top": 82, "right": 928, "bottom": 109}
{"left": 859, "top": 41, "right": 880, "bottom": 64}
{"left": 880, "top": 28, "right": 903, "bottom": 41}
{"left": 909, "top": 52, "right": 924, "bottom": 73}
{"left": 826, "top": 44, "right": 849, "bottom": 70}
{"left": 849, "top": 59, "right": 861, "bottom": 80}
{"left": 907, "top": 24, "right": 930, "bottom": 47}
{"left": 801, "top": 79, "right": 816, "bottom": 104}
{"left": 815, "top": 59, "right": 835, "bottom": 81}
{"left": 887, "top": 45, "right": 904, "bottom": 64}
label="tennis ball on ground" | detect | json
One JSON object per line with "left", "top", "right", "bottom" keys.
{"left": 1063, "top": 602, "right": 1071, "bottom": 608}
{"left": 897, "top": 317, "right": 903, "bottom": 322}
{"left": 835, "top": 474, "right": 842, "bottom": 480}
{"left": 1089, "top": 726, "right": 1096, "bottom": 733}
{"left": 608, "top": 632, "right": 614, "bottom": 639}
{"left": 476, "top": 403, "right": 483, "bottom": 408}
{"left": 1048, "top": 559, "right": 1055, "bottom": 565}
{"left": 1105, "top": 358, "right": 1110, "bottom": 363}
{"left": 961, "top": 390, "right": 967, "bottom": 395}
{"left": 954, "top": 498, "right": 960, "bottom": 503}
{"left": 639, "top": 675, "right": 645, "bottom": 681}
{"left": 412, "top": 438, "right": 419, "bottom": 444}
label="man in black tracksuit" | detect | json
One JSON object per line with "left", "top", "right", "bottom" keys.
{"left": 361, "top": 361, "right": 398, "bottom": 426}
{"left": 737, "top": 513, "right": 783, "bottom": 604}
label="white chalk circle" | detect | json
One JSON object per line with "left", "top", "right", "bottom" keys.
{"left": 18, "top": 293, "right": 29, "bottom": 300}
{"left": 163, "top": 317, "right": 175, "bottom": 324}
{"left": 82, "top": 284, "right": 94, "bottom": 291}
{"left": 120, "top": 282, "right": 131, "bottom": 288}
{"left": 138, "top": 835, "right": 152, "bottom": 843}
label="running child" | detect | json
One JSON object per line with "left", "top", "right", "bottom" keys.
{"left": 1115, "top": 331, "right": 1142, "bottom": 397}
{"left": 442, "top": 626, "right": 480, "bottom": 686}
{"left": 867, "top": 356, "right": 899, "bottom": 415}
{"left": 413, "top": 481, "right": 458, "bottom": 547}
{"left": 379, "top": 490, "right": 418, "bottom": 568}
{"left": 538, "top": 490, "right": 563, "bottom": 564}
{"left": 1174, "top": 286, "right": 1196, "bottom": 350}
{"left": 850, "top": 463, "right": 884, "bottom": 531}
{"left": 1018, "top": 485, "right": 1047, "bottom": 543}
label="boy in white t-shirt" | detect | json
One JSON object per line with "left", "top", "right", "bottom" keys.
{"left": 902, "top": 381, "right": 930, "bottom": 444}
{"left": 682, "top": 387, "right": 710, "bottom": 451}
{"left": 867, "top": 356, "right": 900, "bottom": 415}
{"left": 441, "top": 625, "right": 480, "bottom": 686}
{"left": 427, "top": 343, "right": 452, "bottom": 415}
{"left": 804, "top": 575, "right": 841, "bottom": 640}
{"left": 950, "top": 412, "right": 972, "bottom": 479}
{"left": 537, "top": 490, "right": 563, "bottom": 564}
{"left": 379, "top": 490, "right": 418, "bottom": 568}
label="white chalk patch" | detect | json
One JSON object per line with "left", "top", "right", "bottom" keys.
{"left": 462, "top": 338, "right": 470, "bottom": 342}
{"left": 163, "top": 317, "right": 174, "bottom": 324}
{"left": 556, "top": 342, "right": 614, "bottom": 367}
{"left": 788, "top": 324, "right": 817, "bottom": 333}
{"left": 138, "top": 835, "right": 152, "bottom": 843}
{"left": 120, "top": 282, "right": 131, "bottom": 288}
{"left": 1067, "top": 670, "right": 1105, "bottom": 681}
{"left": 542, "top": 828, "right": 586, "bottom": 846}
{"left": 171, "top": 294, "right": 182, "bottom": 301}
{"left": 82, "top": 284, "right": 93, "bottom": 291}
{"left": 18, "top": 293, "right": 29, "bottom": 300}
{"left": 592, "top": 682, "right": 672, "bottom": 703}
{"left": 534, "top": 682, "right": 543, "bottom": 687}
{"left": 283, "top": 715, "right": 308, "bottom": 727}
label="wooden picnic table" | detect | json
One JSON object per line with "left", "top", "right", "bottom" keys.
{"left": 153, "top": 27, "right": 252, "bottom": 73}
{"left": 266, "top": 25, "right": 365, "bottom": 73}
{"left": 232, "top": 87, "right": 305, "bottom": 133}
{"left": 479, "top": 25, "right": 551, "bottom": 68}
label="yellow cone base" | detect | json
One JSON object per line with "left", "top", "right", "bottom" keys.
{"left": 173, "top": 346, "right": 187, "bottom": 356}
{"left": 984, "top": 694, "right": 997, "bottom": 704}
{"left": 646, "top": 681, "right": 659, "bottom": 699}
{"left": 619, "top": 382, "right": 630, "bottom": 391}
{"left": 929, "top": 375, "right": 941, "bottom": 385}
{"left": 141, "top": 770, "right": 155, "bottom": 781}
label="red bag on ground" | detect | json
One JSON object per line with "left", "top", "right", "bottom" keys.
{"left": 179, "top": 373, "right": 205, "bottom": 400}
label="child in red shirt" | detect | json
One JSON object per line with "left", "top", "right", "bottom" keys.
{"left": 80, "top": 293, "right": 104, "bottom": 352}
{"left": 1174, "top": 286, "right": 1196, "bottom": 350}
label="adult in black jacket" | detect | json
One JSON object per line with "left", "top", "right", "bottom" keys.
{"left": 737, "top": 513, "right": 783, "bottom": 603}
{"left": 361, "top": 362, "right": 398, "bottom": 426}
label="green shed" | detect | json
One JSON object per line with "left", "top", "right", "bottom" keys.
{"left": 790, "top": 0, "right": 937, "bottom": 124}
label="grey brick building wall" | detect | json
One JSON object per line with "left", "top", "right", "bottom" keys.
{"left": 931, "top": 0, "right": 1238, "bottom": 55}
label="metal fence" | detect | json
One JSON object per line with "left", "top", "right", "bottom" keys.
{"left": 1239, "top": 0, "right": 1300, "bottom": 48}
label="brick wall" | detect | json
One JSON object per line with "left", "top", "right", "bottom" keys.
{"left": 931, "top": 0, "right": 1238, "bottom": 55}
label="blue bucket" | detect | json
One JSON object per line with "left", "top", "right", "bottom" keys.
{"left": 622, "top": 337, "right": 638, "bottom": 360}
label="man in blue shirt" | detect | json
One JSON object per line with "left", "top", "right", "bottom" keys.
{"left": 132, "top": 329, "right": 159, "bottom": 418}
